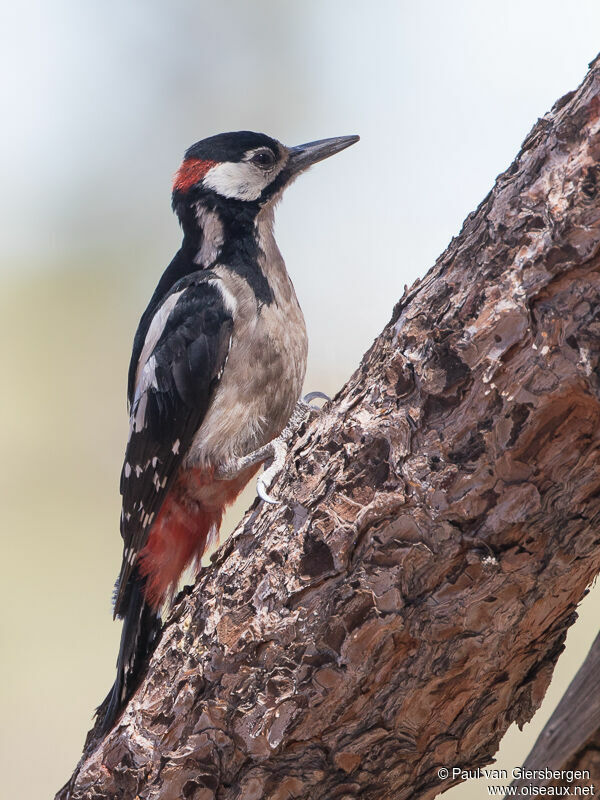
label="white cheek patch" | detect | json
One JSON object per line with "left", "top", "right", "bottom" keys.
{"left": 203, "top": 161, "right": 273, "bottom": 201}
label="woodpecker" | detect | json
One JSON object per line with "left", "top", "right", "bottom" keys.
{"left": 98, "top": 130, "right": 359, "bottom": 732}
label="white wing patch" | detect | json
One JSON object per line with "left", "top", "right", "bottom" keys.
{"left": 131, "top": 295, "right": 177, "bottom": 434}
{"left": 124, "top": 274, "right": 237, "bottom": 522}
{"left": 131, "top": 391, "right": 148, "bottom": 434}
{"left": 208, "top": 278, "right": 237, "bottom": 316}
{"left": 134, "top": 290, "right": 185, "bottom": 395}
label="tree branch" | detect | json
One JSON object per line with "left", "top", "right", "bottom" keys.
{"left": 58, "top": 56, "right": 600, "bottom": 800}
{"left": 511, "top": 630, "right": 600, "bottom": 790}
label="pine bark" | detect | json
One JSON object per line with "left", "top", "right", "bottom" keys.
{"left": 511, "top": 632, "right": 600, "bottom": 791}
{"left": 58, "top": 56, "right": 600, "bottom": 800}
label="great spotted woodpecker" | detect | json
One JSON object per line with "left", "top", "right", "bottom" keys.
{"left": 99, "top": 130, "right": 359, "bottom": 732}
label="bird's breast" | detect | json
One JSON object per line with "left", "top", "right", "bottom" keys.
{"left": 184, "top": 258, "right": 308, "bottom": 471}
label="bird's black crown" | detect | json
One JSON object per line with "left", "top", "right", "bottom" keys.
{"left": 184, "top": 131, "right": 280, "bottom": 163}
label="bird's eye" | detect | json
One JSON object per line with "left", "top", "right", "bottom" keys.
{"left": 251, "top": 150, "right": 276, "bottom": 168}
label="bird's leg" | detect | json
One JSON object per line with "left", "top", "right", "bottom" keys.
{"left": 215, "top": 396, "right": 328, "bottom": 504}
{"left": 256, "top": 438, "right": 289, "bottom": 504}
{"left": 256, "top": 395, "right": 332, "bottom": 501}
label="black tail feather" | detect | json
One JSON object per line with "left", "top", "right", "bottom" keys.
{"left": 97, "top": 569, "right": 161, "bottom": 734}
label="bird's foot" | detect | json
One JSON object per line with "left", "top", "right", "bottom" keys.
{"left": 213, "top": 433, "right": 291, "bottom": 505}
{"left": 256, "top": 393, "right": 330, "bottom": 503}
{"left": 214, "top": 394, "right": 329, "bottom": 504}
{"left": 256, "top": 437, "right": 288, "bottom": 504}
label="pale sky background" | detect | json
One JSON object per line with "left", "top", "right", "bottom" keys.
{"left": 1, "top": 2, "right": 599, "bottom": 798}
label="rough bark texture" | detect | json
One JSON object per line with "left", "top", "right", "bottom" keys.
{"left": 561, "top": 730, "right": 600, "bottom": 786}
{"left": 58, "top": 58, "right": 600, "bottom": 800}
{"left": 512, "top": 631, "right": 600, "bottom": 791}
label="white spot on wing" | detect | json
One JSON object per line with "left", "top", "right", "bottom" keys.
{"left": 172, "top": 439, "right": 180, "bottom": 454}
{"left": 142, "top": 511, "right": 155, "bottom": 528}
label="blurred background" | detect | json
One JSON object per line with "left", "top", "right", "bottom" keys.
{"left": 1, "top": 2, "right": 599, "bottom": 797}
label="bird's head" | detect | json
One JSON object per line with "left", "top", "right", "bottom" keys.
{"left": 172, "top": 130, "right": 359, "bottom": 216}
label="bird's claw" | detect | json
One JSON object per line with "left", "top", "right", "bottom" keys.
{"left": 256, "top": 437, "right": 287, "bottom": 505}
{"left": 254, "top": 396, "right": 325, "bottom": 504}
{"left": 257, "top": 475, "right": 278, "bottom": 504}
{"left": 303, "top": 390, "right": 330, "bottom": 409}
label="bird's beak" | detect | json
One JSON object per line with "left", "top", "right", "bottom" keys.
{"left": 287, "top": 135, "right": 360, "bottom": 174}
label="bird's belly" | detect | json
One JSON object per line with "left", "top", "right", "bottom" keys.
{"left": 184, "top": 270, "right": 308, "bottom": 471}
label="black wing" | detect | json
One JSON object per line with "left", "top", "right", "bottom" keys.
{"left": 113, "top": 273, "right": 233, "bottom": 616}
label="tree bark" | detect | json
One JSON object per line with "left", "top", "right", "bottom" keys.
{"left": 511, "top": 631, "right": 600, "bottom": 791}
{"left": 58, "top": 56, "right": 600, "bottom": 800}
{"left": 561, "top": 729, "right": 600, "bottom": 786}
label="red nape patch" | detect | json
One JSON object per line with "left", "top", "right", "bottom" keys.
{"left": 173, "top": 158, "right": 218, "bottom": 193}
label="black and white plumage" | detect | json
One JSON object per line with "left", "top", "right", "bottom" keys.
{"left": 115, "top": 275, "right": 234, "bottom": 612}
{"left": 98, "top": 130, "right": 359, "bottom": 733}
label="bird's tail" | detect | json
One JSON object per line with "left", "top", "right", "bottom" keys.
{"left": 97, "top": 568, "right": 161, "bottom": 734}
